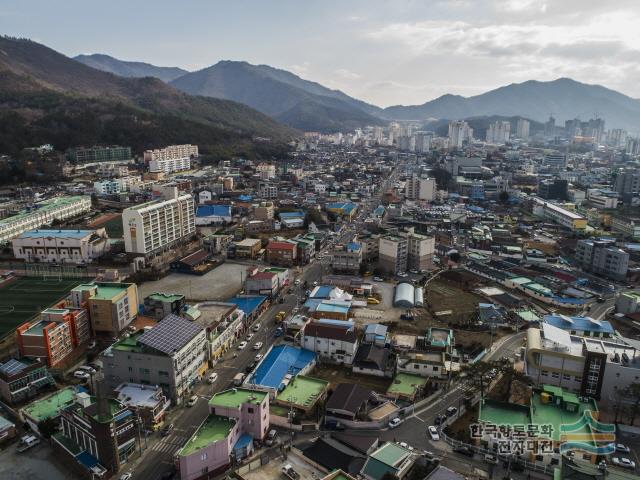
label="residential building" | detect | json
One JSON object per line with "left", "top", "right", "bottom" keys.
{"left": 20, "top": 386, "right": 78, "bottom": 434}
{"left": 544, "top": 153, "right": 567, "bottom": 169}
{"left": 245, "top": 271, "right": 280, "bottom": 296}
{"left": 195, "top": 205, "right": 232, "bottom": 226}
{"left": 407, "top": 230, "right": 435, "bottom": 271}
{"left": 378, "top": 228, "right": 434, "bottom": 275}
{"left": 0, "top": 196, "right": 92, "bottom": 243}
{"left": 143, "top": 144, "right": 198, "bottom": 165}
{"left": 17, "top": 307, "right": 91, "bottom": 368}
{"left": 0, "top": 358, "right": 54, "bottom": 405}
{"left": 611, "top": 216, "right": 640, "bottom": 240}
{"left": 326, "top": 202, "right": 357, "bottom": 221}
{"left": 575, "top": 239, "right": 629, "bottom": 281}
{"left": 113, "top": 383, "right": 170, "bottom": 430}
{"left": 67, "top": 145, "right": 132, "bottom": 163}
{"left": 177, "top": 388, "right": 269, "bottom": 479}
{"left": 396, "top": 352, "right": 450, "bottom": 381}
{"left": 193, "top": 302, "right": 244, "bottom": 362}
{"left": 614, "top": 170, "right": 640, "bottom": 200}
{"left": 405, "top": 175, "right": 435, "bottom": 201}
{"left": 233, "top": 238, "right": 262, "bottom": 259}
{"left": 12, "top": 228, "right": 110, "bottom": 264}
{"left": 0, "top": 415, "right": 16, "bottom": 443}
{"left": 52, "top": 393, "right": 136, "bottom": 478}
{"left": 378, "top": 235, "right": 408, "bottom": 275}
{"left": 486, "top": 120, "right": 510, "bottom": 144}
{"left": 143, "top": 292, "right": 186, "bottom": 320}
{"left": 525, "top": 323, "right": 640, "bottom": 404}
{"left": 291, "top": 234, "right": 316, "bottom": 264}
{"left": 259, "top": 182, "right": 278, "bottom": 199}
{"left": 447, "top": 120, "right": 473, "bottom": 149}
{"left": 266, "top": 241, "right": 297, "bottom": 267}
{"left": 70, "top": 282, "right": 139, "bottom": 335}
{"left": 102, "top": 314, "right": 208, "bottom": 404}
{"left": 538, "top": 179, "right": 568, "bottom": 201}
{"left": 256, "top": 163, "right": 276, "bottom": 179}
{"left": 149, "top": 156, "right": 191, "bottom": 173}
{"left": 331, "top": 242, "right": 363, "bottom": 274}
{"left": 254, "top": 202, "right": 275, "bottom": 220}
{"left": 122, "top": 186, "right": 195, "bottom": 256}
{"left": 361, "top": 442, "right": 416, "bottom": 480}
{"left": 93, "top": 179, "right": 122, "bottom": 195}
{"left": 301, "top": 321, "right": 359, "bottom": 365}
{"left": 516, "top": 118, "right": 530, "bottom": 139}
{"left": 532, "top": 197, "right": 587, "bottom": 231}
{"left": 616, "top": 291, "right": 640, "bottom": 314}
{"left": 325, "top": 383, "right": 372, "bottom": 422}
{"left": 352, "top": 344, "right": 395, "bottom": 378}
{"left": 586, "top": 189, "right": 618, "bottom": 209}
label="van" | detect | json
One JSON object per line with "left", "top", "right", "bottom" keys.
{"left": 233, "top": 373, "right": 246, "bottom": 386}
{"left": 208, "top": 373, "right": 218, "bottom": 384}
{"left": 265, "top": 429, "right": 278, "bottom": 446}
{"left": 17, "top": 435, "right": 40, "bottom": 452}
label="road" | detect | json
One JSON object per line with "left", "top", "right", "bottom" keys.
{"left": 128, "top": 263, "right": 324, "bottom": 480}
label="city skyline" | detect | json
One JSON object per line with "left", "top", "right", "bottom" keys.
{"left": 2, "top": 0, "right": 640, "bottom": 107}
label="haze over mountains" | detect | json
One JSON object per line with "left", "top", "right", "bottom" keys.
{"left": 0, "top": 37, "right": 295, "bottom": 157}
{"left": 76, "top": 53, "right": 640, "bottom": 133}
{"left": 74, "top": 53, "right": 188, "bottom": 82}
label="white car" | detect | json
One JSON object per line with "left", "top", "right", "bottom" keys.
{"left": 238, "top": 341, "right": 248, "bottom": 350}
{"left": 187, "top": 395, "right": 198, "bottom": 407}
{"left": 252, "top": 323, "right": 261, "bottom": 332}
{"left": 73, "top": 370, "right": 90, "bottom": 379}
{"left": 120, "top": 474, "right": 132, "bottom": 480}
{"left": 612, "top": 457, "right": 636, "bottom": 469}
{"left": 78, "top": 365, "right": 96, "bottom": 374}
{"left": 246, "top": 333, "right": 254, "bottom": 340}
{"left": 616, "top": 444, "right": 631, "bottom": 453}
{"left": 207, "top": 373, "right": 218, "bottom": 384}
{"left": 388, "top": 417, "right": 402, "bottom": 429}
{"left": 255, "top": 353, "right": 264, "bottom": 362}
{"left": 428, "top": 426, "right": 440, "bottom": 441}
{"left": 253, "top": 342, "right": 263, "bottom": 350}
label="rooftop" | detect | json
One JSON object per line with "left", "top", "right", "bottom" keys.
{"left": 138, "top": 314, "right": 204, "bottom": 355}
{"left": 114, "top": 383, "right": 163, "bottom": 408}
{"left": 111, "top": 331, "right": 145, "bottom": 353}
{"left": 209, "top": 388, "right": 267, "bottom": 409}
{"left": 22, "top": 386, "right": 80, "bottom": 422}
{"left": 178, "top": 415, "right": 235, "bottom": 456}
{"left": 147, "top": 292, "right": 185, "bottom": 303}
{"left": 543, "top": 315, "right": 615, "bottom": 335}
{"left": 18, "top": 229, "right": 95, "bottom": 239}
{"left": 276, "top": 375, "right": 328, "bottom": 408}
{"left": 386, "top": 373, "right": 427, "bottom": 398}
{"left": 370, "top": 442, "right": 411, "bottom": 466}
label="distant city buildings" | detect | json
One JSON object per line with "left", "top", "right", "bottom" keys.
{"left": 447, "top": 120, "right": 473, "bottom": 149}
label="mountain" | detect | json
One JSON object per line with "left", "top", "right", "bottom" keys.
{"left": 170, "top": 60, "right": 384, "bottom": 132}
{"left": 383, "top": 78, "right": 640, "bottom": 131}
{"left": 0, "top": 37, "right": 296, "bottom": 158}
{"left": 74, "top": 53, "right": 188, "bottom": 82}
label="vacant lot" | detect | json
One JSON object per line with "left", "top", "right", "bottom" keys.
{"left": 310, "top": 364, "right": 391, "bottom": 393}
{"left": 0, "top": 277, "right": 83, "bottom": 338}
{"left": 137, "top": 261, "right": 251, "bottom": 302}
{"left": 425, "top": 278, "right": 484, "bottom": 325}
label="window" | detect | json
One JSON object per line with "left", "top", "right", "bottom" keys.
{"left": 248, "top": 407, "right": 254, "bottom": 413}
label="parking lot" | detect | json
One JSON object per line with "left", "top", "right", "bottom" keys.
{"left": 137, "top": 261, "right": 252, "bottom": 301}
{"left": 0, "top": 440, "right": 78, "bottom": 480}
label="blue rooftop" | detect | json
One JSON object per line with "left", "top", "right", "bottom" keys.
{"left": 346, "top": 242, "right": 361, "bottom": 252}
{"left": 196, "top": 205, "right": 231, "bottom": 217}
{"left": 249, "top": 345, "right": 316, "bottom": 390}
{"left": 311, "top": 286, "right": 333, "bottom": 299}
{"left": 279, "top": 211, "right": 305, "bottom": 219}
{"left": 233, "top": 433, "right": 253, "bottom": 452}
{"left": 327, "top": 202, "right": 357, "bottom": 214}
{"left": 316, "top": 302, "right": 350, "bottom": 314}
{"left": 227, "top": 296, "right": 267, "bottom": 316}
{"left": 19, "top": 229, "right": 95, "bottom": 239}
{"left": 543, "top": 315, "right": 615, "bottom": 334}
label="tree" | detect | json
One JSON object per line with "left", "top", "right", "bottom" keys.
{"left": 499, "top": 191, "right": 510, "bottom": 203}
{"left": 461, "top": 361, "right": 496, "bottom": 398}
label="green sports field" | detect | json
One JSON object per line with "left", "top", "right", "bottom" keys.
{"left": 0, "top": 277, "right": 85, "bottom": 338}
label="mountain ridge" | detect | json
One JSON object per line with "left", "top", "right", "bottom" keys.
{"left": 74, "top": 53, "right": 188, "bottom": 82}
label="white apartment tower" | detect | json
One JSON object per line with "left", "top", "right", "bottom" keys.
{"left": 144, "top": 144, "right": 198, "bottom": 174}
{"left": 448, "top": 121, "right": 473, "bottom": 150}
{"left": 516, "top": 119, "right": 530, "bottom": 139}
{"left": 405, "top": 175, "right": 435, "bottom": 201}
{"left": 122, "top": 186, "right": 195, "bottom": 256}
{"left": 486, "top": 121, "right": 511, "bottom": 144}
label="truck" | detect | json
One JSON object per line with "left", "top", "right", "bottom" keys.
{"left": 282, "top": 464, "right": 300, "bottom": 480}
{"left": 233, "top": 373, "right": 246, "bottom": 386}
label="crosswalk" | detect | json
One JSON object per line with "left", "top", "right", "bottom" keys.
{"left": 149, "top": 432, "right": 190, "bottom": 455}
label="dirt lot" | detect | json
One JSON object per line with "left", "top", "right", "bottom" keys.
{"left": 242, "top": 450, "right": 324, "bottom": 480}
{"left": 310, "top": 364, "right": 392, "bottom": 394}
{"left": 425, "top": 278, "right": 484, "bottom": 324}
{"left": 137, "top": 261, "right": 253, "bottom": 301}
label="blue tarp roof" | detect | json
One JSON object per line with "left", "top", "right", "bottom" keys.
{"left": 279, "top": 211, "right": 305, "bottom": 218}
{"left": 544, "top": 314, "right": 614, "bottom": 334}
{"left": 238, "top": 195, "right": 252, "bottom": 201}
{"left": 196, "top": 205, "right": 231, "bottom": 217}
{"left": 233, "top": 433, "right": 253, "bottom": 451}
{"left": 250, "top": 345, "right": 316, "bottom": 390}
{"left": 227, "top": 296, "right": 267, "bottom": 316}
{"left": 311, "top": 286, "right": 333, "bottom": 299}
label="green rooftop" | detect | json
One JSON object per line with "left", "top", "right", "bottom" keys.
{"left": 479, "top": 398, "right": 531, "bottom": 427}
{"left": 148, "top": 292, "right": 185, "bottom": 303}
{"left": 178, "top": 415, "right": 235, "bottom": 456}
{"left": 209, "top": 388, "right": 267, "bottom": 409}
{"left": 371, "top": 442, "right": 411, "bottom": 466}
{"left": 387, "top": 373, "right": 428, "bottom": 398}
{"left": 276, "top": 375, "right": 328, "bottom": 408}
{"left": 91, "top": 286, "right": 126, "bottom": 301}
{"left": 22, "top": 387, "right": 77, "bottom": 422}
{"left": 111, "top": 331, "right": 144, "bottom": 352}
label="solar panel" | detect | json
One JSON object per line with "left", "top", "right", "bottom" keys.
{"left": 138, "top": 314, "right": 204, "bottom": 355}
{"left": 0, "top": 358, "right": 28, "bottom": 376}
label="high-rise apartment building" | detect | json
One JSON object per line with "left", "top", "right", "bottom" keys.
{"left": 486, "top": 121, "right": 510, "bottom": 144}
{"left": 447, "top": 121, "right": 473, "bottom": 150}
{"left": 405, "top": 175, "right": 435, "bottom": 201}
{"left": 515, "top": 118, "right": 530, "bottom": 139}
{"left": 378, "top": 228, "right": 435, "bottom": 274}
{"left": 122, "top": 186, "right": 195, "bottom": 256}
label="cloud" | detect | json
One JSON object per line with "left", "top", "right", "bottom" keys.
{"left": 334, "top": 68, "right": 360, "bottom": 80}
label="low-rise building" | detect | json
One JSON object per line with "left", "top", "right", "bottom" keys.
{"left": 17, "top": 307, "right": 91, "bottom": 368}
{"left": 301, "top": 321, "right": 359, "bottom": 365}
{"left": 195, "top": 205, "right": 232, "bottom": 226}
{"left": 331, "top": 242, "right": 363, "bottom": 274}
{"left": 396, "top": 352, "right": 450, "bottom": 381}
{"left": 0, "top": 358, "right": 54, "bottom": 404}
{"left": 12, "top": 229, "right": 110, "bottom": 264}
{"left": 616, "top": 291, "right": 640, "bottom": 314}
{"left": 575, "top": 238, "right": 629, "bottom": 281}
{"left": 143, "top": 292, "right": 186, "bottom": 320}
{"left": 113, "top": 383, "right": 170, "bottom": 430}
{"left": 266, "top": 241, "right": 297, "bottom": 266}
{"left": 70, "top": 282, "right": 139, "bottom": 336}
{"left": 177, "top": 388, "right": 269, "bottom": 479}
{"left": 233, "top": 238, "right": 262, "bottom": 259}
{"left": 102, "top": 314, "right": 208, "bottom": 404}
{"left": 361, "top": 442, "right": 416, "bottom": 480}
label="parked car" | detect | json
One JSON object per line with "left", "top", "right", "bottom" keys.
{"left": 446, "top": 406, "right": 458, "bottom": 417}
{"left": 265, "top": 429, "right": 279, "bottom": 446}
{"left": 78, "top": 365, "right": 96, "bottom": 374}
{"left": 73, "top": 370, "right": 90, "bottom": 379}
{"left": 88, "top": 362, "right": 101, "bottom": 371}
{"left": 434, "top": 415, "right": 446, "bottom": 426}
{"left": 186, "top": 395, "right": 198, "bottom": 407}
{"left": 161, "top": 423, "right": 174, "bottom": 436}
{"left": 253, "top": 342, "right": 263, "bottom": 350}
{"left": 484, "top": 454, "right": 498, "bottom": 465}
{"left": 246, "top": 333, "right": 254, "bottom": 341}
{"left": 245, "top": 362, "right": 256, "bottom": 373}
{"left": 388, "top": 417, "right": 402, "bottom": 429}
{"left": 274, "top": 327, "right": 284, "bottom": 337}
{"left": 453, "top": 445, "right": 474, "bottom": 457}
{"left": 253, "top": 323, "right": 261, "bottom": 332}
{"left": 616, "top": 444, "right": 631, "bottom": 453}
{"left": 612, "top": 457, "right": 636, "bottom": 469}
{"left": 119, "top": 474, "right": 132, "bottom": 480}
{"left": 207, "top": 373, "right": 218, "bottom": 384}
{"left": 428, "top": 426, "right": 440, "bottom": 441}
{"left": 373, "top": 277, "right": 384, "bottom": 282}
{"left": 255, "top": 353, "right": 264, "bottom": 362}
{"left": 17, "top": 435, "right": 40, "bottom": 453}
{"left": 238, "top": 341, "right": 248, "bottom": 350}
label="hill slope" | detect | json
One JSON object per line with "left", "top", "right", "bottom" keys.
{"left": 74, "top": 53, "right": 188, "bottom": 82}
{"left": 383, "top": 78, "right": 640, "bottom": 131}
{"left": 0, "top": 37, "right": 295, "bottom": 157}
{"left": 170, "top": 60, "right": 383, "bottom": 132}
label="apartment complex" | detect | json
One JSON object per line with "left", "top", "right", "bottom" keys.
{"left": 102, "top": 314, "right": 208, "bottom": 404}
{"left": 12, "top": 228, "right": 110, "bottom": 264}
{"left": 149, "top": 156, "right": 191, "bottom": 174}
{"left": 122, "top": 186, "right": 195, "bottom": 256}
{"left": 378, "top": 228, "right": 435, "bottom": 275}
{"left": 143, "top": 144, "right": 198, "bottom": 164}
{"left": 331, "top": 242, "right": 363, "bottom": 274}
{"left": 575, "top": 238, "right": 629, "bottom": 281}
{"left": 178, "top": 388, "right": 269, "bottom": 479}
{"left": 0, "top": 196, "right": 92, "bottom": 243}
{"left": 52, "top": 393, "right": 137, "bottom": 478}
{"left": 67, "top": 145, "right": 132, "bottom": 163}
{"left": 17, "top": 307, "right": 91, "bottom": 368}
{"left": 70, "top": 282, "right": 138, "bottom": 335}
{"left": 404, "top": 175, "right": 435, "bottom": 201}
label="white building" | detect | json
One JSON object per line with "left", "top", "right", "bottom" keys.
{"left": 143, "top": 144, "right": 198, "bottom": 164}
{"left": 405, "top": 175, "right": 435, "bottom": 201}
{"left": 122, "top": 186, "right": 195, "bottom": 256}
{"left": 301, "top": 321, "right": 359, "bottom": 365}
{"left": 94, "top": 180, "right": 121, "bottom": 195}
{"left": 149, "top": 157, "right": 191, "bottom": 174}
{"left": 259, "top": 183, "right": 278, "bottom": 199}
{"left": 516, "top": 118, "right": 530, "bottom": 139}
{"left": 486, "top": 121, "right": 511, "bottom": 144}
{"left": 12, "top": 228, "right": 110, "bottom": 263}
{"left": 0, "top": 196, "right": 92, "bottom": 244}
{"left": 447, "top": 121, "right": 473, "bottom": 150}
{"left": 256, "top": 163, "right": 276, "bottom": 179}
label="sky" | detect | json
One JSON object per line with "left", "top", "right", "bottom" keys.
{"left": 3, "top": 0, "right": 640, "bottom": 107}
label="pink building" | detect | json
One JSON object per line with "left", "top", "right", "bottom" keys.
{"left": 177, "top": 388, "right": 269, "bottom": 480}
